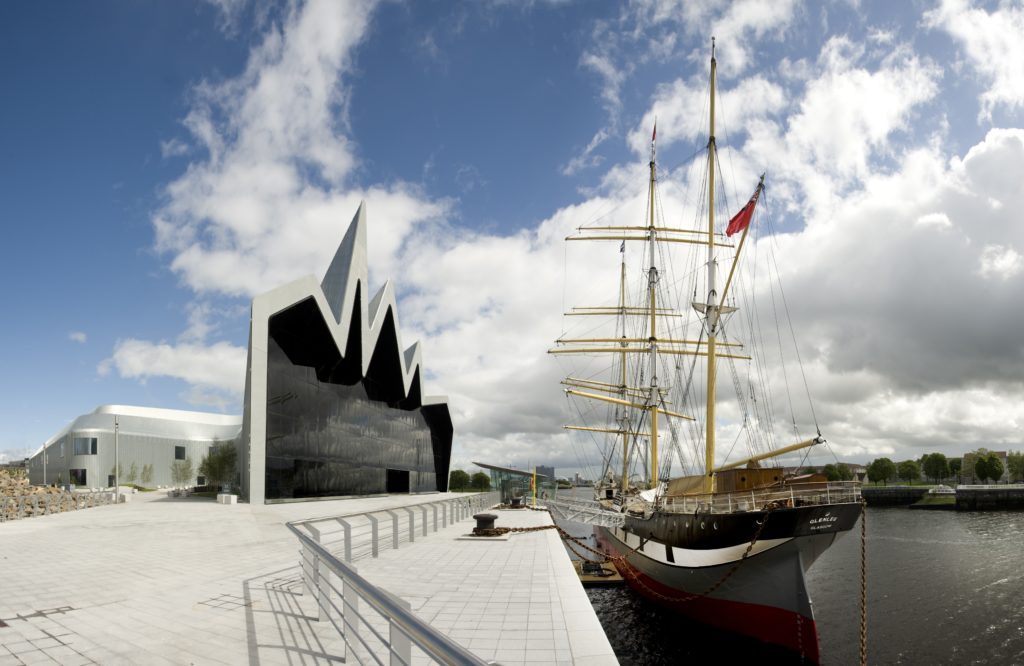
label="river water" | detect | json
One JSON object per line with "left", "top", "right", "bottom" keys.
{"left": 561, "top": 503, "right": 1024, "bottom": 664}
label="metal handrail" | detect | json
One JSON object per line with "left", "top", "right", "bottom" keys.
{"left": 286, "top": 521, "right": 486, "bottom": 665}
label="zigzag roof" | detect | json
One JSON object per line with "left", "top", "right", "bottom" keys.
{"left": 251, "top": 202, "right": 444, "bottom": 407}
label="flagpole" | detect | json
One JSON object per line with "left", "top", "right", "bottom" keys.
{"left": 532, "top": 467, "right": 537, "bottom": 508}
{"left": 719, "top": 174, "right": 764, "bottom": 307}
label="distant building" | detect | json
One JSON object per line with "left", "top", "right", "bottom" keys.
{"left": 238, "top": 204, "right": 452, "bottom": 503}
{"left": 474, "top": 461, "right": 551, "bottom": 503}
{"left": 536, "top": 465, "right": 555, "bottom": 482}
{"left": 27, "top": 405, "right": 241, "bottom": 488}
{"left": 28, "top": 204, "right": 454, "bottom": 502}
{"left": 960, "top": 451, "right": 1009, "bottom": 484}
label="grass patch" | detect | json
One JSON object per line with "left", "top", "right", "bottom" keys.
{"left": 913, "top": 494, "right": 956, "bottom": 506}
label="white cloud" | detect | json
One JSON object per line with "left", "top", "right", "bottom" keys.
{"left": 100, "top": 339, "right": 246, "bottom": 397}
{"left": 978, "top": 244, "right": 1023, "bottom": 281}
{"left": 561, "top": 128, "right": 610, "bottom": 176}
{"left": 628, "top": 0, "right": 800, "bottom": 76}
{"left": 203, "top": 0, "right": 249, "bottom": 36}
{"left": 915, "top": 212, "right": 952, "bottom": 229}
{"left": 115, "top": 2, "right": 1024, "bottom": 474}
{"left": 925, "top": 0, "right": 1024, "bottom": 120}
{"left": 160, "top": 138, "right": 189, "bottom": 158}
{"left": 68, "top": 331, "right": 87, "bottom": 344}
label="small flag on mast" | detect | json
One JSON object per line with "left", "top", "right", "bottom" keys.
{"left": 619, "top": 240, "right": 625, "bottom": 253}
{"left": 652, "top": 120, "right": 657, "bottom": 143}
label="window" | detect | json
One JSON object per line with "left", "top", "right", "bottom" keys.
{"left": 175, "top": 446, "right": 186, "bottom": 460}
{"left": 73, "top": 437, "right": 98, "bottom": 456}
{"left": 60, "top": 442, "right": 64, "bottom": 458}
{"left": 70, "top": 469, "right": 87, "bottom": 486}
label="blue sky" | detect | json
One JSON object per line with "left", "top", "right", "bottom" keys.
{"left": 2, "top": 0, "right": 1024, "bottom": 475}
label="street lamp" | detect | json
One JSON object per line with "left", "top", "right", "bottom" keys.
{"left": 114, "top": 415, "right": 119, "bottom": 499}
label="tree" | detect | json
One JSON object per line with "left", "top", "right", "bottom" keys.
{"left": 866, "top": 458, "right": 896, "bottom": 485}
{"left": 922, "top": 453, "right": 950, "bottom": 483}
{"left": 448, "top": 469, "right": 470, "bottom": 491}
{"left": 897, "top": 460, "right": 921, "bottom": 484}
{"left": 949, "top": 457, "right": 962, "bottom": 480}
{"left": 975, "top": 453, "right": 1004, "bottom": 484}
{"left": 110, "top": 461, "right": 125, "bottom": 482}
{"left": 199, "top": 443, "right": 237, "bottom": 490}
{"left": 141, "top": 463, "right": 153, "bottom": 486}
{"left": 1007, "top": 451, "right": 1024, "bottom": 483}
{"left": 822, "top": 464, "right": 839, "bottom": 481}
{"left": 836, "top": 463, "right": 854, "bottom": 481}
{"left": 127, "top": 461, "right": 138, "bottom": 486}
{"left": 170, "top": 457, "right": 194, "bottom": 489}
{"left": 800, "top": 467, "right": 818, "bottom": 476}
{"left": 470, "top": 472, "right": 490, "bottom": 491}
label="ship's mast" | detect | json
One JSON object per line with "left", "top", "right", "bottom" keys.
{"left": 704, "top": 39, "right": 718, "bottom": 495}
{"left": 618, "top": 251, "right": 629, "bottom": 492}
{"left": 647, "top": 122, "right": 660, "bottom": 488}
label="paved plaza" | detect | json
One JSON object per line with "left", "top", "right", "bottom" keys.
{"left": 0, "top": 491, "right": 616, "bottom": 665}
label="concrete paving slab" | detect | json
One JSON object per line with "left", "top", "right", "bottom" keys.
{"left": 1, "top": 490, "right": 616, "bottom": 665}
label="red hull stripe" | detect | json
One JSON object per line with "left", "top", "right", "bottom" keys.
{"left": 609, "top": 542, "right": 821, "bottom": 663}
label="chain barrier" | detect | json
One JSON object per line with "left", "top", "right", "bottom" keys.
{"left": 859, "top": 499, "right": 868, "bottom": 666}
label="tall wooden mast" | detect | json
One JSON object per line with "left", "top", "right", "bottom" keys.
{"left": 646, "top": 121, "right": 660, "bottom": 488}
{"left": 618, "top": 252, "right": 629, "bottom": 492}
{"left": 704, "top": 39, "right": 719, "bottom": 495}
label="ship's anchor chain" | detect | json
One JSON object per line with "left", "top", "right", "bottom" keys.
{"left": 859, "top": 499, "right": 868, "bottom": 666}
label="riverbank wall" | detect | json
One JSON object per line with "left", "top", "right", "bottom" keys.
{"left": 861, "top": 486, "right": 928, "bottom": 506}
{"left": 956, "top": 485, "right": 1024, "bottom": 510}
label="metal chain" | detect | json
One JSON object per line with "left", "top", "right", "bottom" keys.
{"left": 860, "top": 499, "right": 868, "bottom": 666}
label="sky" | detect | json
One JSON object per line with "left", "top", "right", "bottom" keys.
{"left": 1, "top": 0, "right": 1023, "bottom": 478}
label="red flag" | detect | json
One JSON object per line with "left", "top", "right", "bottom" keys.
{"left": 652, "top": 121, "right": 657, "bottom": 143}
{"left": 725, "top": 182, "right": 763, "bottom": 237}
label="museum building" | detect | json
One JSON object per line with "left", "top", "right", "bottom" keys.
{"left": 28, "top": 204, "right": 453, "bottom": 503}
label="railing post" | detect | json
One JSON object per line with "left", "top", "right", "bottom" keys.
{"left": 382, "top": 589, "right": 412, "bottom": 666}
{"left": 367, "top": 514, "right": 380, "bottom": 558}
{"left": 386, "top": 510, "right": 400, "bottom": 550}
{"left": 304, "top": 524, "right": 323, "bottom": 618}
{"left": 431, "top": 503, "right": 438, "bottom": 533}
{"left": 342, "top": 568, "right": 360, "bottom": 651}
{"left": 402, "top": 507, "right": 415, "bottom": 543}
{"left": 336, "top": 518, "right": 353, "bottom": 562}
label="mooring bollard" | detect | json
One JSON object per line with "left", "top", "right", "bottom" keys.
{"left": 472, "top": 513, "right": 498, "bottom": 536}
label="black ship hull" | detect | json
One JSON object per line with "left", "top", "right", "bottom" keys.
{"left": 594, "top": 501, "right": 862, "bottom": 663}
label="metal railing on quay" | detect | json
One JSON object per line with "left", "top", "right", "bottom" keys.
{"left": 659, "top": 481, "right": 862, "bottom": 515}
{"left": 292, "top": 492, "right": 500, "bottom": 564}
{"left": 286, "top": 494, "right": 496, "bottom": 665}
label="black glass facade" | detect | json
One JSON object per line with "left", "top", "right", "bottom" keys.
{"left": 264, "top": 298, "right": 448, "bottom": 500}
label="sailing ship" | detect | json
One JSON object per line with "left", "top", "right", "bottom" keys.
{"left": 549, "top": 41, "right": 862, "bottom": 662}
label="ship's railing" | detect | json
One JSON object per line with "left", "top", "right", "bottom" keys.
{"left": 659, "top": 481, "right": 862, "bottom": 515}
{"left": 545, "top": 496, "right": 626, "bottom": 528}
{"left": 287, "top": 521, "right": 487, "bottom": 665}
